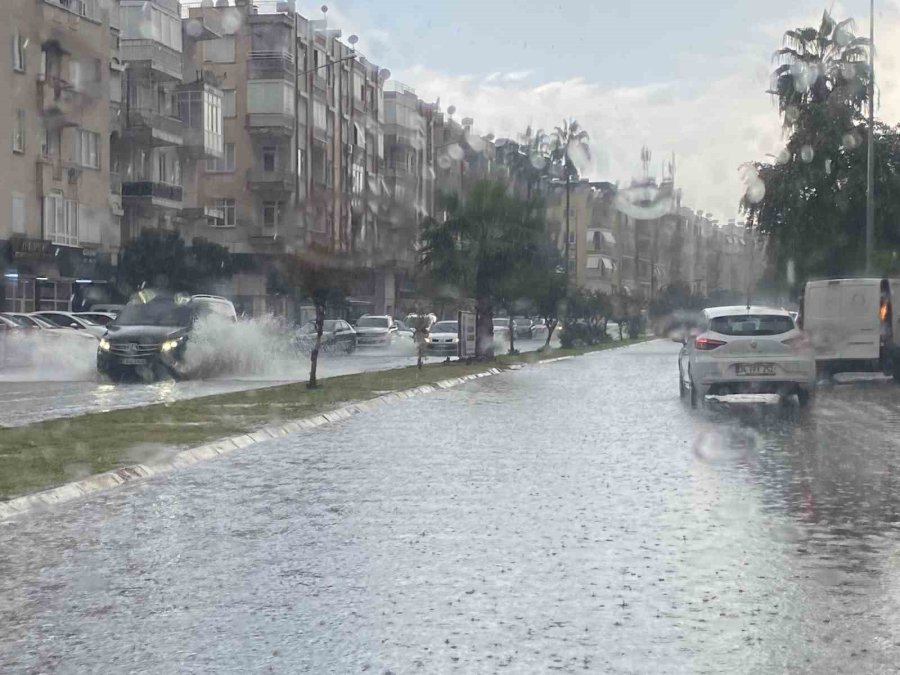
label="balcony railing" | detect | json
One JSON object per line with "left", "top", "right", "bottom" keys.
{"left": 247, "top": 168, "right": 295, "bottom": 193}
{"left": 120, "top": 39, "right": 183, "bottom": 80}
{"left": 248, "top": 50, "right": 295, "bottom": 80}
{"left": 246, "top": 113, "right": 294, "bottom": 136}
{"left": 122, "top": 181, "right": 183, "bottom": 203}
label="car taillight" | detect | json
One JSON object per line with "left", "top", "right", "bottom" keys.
{"left": 694, "top": 336, "right": 726, "bottom": 350}
{"left": 782, "top": 335, "right": 811, "bottom": 349}
{"left": 880, "top": 302, "right": 890, "bottom": 322}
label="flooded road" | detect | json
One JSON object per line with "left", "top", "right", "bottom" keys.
{"left": 0, "top": 338, "right": 554, "bottom": 427}
{"left": 3, "top": 340, "right": 900, "bottom": 672}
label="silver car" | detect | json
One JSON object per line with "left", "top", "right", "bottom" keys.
{"left": 678, "top": 306, "right": 816, "bottom": 407}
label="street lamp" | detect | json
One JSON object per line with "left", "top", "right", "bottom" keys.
{"left": 866, "top": 0, "right": 875, "bottom": 274}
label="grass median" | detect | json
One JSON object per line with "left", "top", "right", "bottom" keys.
{"left": 0, "top": 338, "right": 651, "bottom": 500}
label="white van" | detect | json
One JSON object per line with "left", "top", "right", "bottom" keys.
{"left": 800, "top": 278, "right": 900, "bottom": 378}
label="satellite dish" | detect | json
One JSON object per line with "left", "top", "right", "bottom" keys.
{"left": 321, "top": 4, "right": 328, "bottom": 14}
{"left": 348, "top": 35, "right": 359, "bottom": 45}
{"left": 447, "top": 105, "right": 456, "bottom": 116}
{"left": 379, "top": 68, "right": 391, "bottom": 81}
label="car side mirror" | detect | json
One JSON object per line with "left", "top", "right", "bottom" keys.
{"left": 70, "top": 323, "right": 81, "bottom": 329}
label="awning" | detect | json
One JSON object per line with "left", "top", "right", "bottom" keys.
{"left": 601, "top": 255, "right": 617, "bottom": 271}
{"left": 586, "top": 255, "right": 616, "bottom": 271}
{"left": 586, "top": 229, "right": 616, "bottom": 247}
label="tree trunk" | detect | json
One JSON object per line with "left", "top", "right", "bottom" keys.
{"left": 307, "top": 302, "right": 326, "bottom": 389}
{"left": 544, "top": 318, "right": 557, "bottom": 349}
{"left": 508, "top": 315, "right": 516, "bottom": 355}
{"left": 565, "top": 174, "right": 571, "bottom": 282}
{"left": 475, "top": 298, "right": 494, "bottom": 360}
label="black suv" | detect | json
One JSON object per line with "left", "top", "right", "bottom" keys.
{"left": 97, "top": 293, "right": 237, "bottom": 381}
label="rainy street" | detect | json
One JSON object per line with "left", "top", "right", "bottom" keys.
{"left": 4, "top": 340, "right": 900, "bottom": 673}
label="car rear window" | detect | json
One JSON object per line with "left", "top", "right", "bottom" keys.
{"left": 709, "top": 314, "right": 795, "bottom": 336}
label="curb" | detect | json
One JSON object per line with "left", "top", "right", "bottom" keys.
{"left": 0, "top": 367, "right": 503, "bottom": 521}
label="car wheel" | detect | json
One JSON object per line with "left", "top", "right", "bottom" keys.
{"left": 797, "top": 388, "right": 813, "bottom": 407}
{"left": 346, "top": 339, "right": 356, "bottom": 354}
{"left": 679, "top": 367, "right": 687, "bottom": 399}
{"left": 689, "top": 372, "right": 700, "bottom": 409}
{"left": 892, "top": 354, "right": 900, "bottom": 383}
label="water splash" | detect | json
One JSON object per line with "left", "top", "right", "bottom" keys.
{"left": 0, "top": 332, "right": 97, "bottom": 382}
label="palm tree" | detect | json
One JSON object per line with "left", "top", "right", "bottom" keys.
{"left": 550, "top": 119, "right": 591, "bottom": 279}
{"left": 770, "top": 10, "right": 871, "bottom": 128}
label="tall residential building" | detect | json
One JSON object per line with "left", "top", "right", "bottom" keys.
{"left": 1, "top": 0, "right": 120, "bottom": 312}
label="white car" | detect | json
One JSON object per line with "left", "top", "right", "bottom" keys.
{"left": 425, "top": 320, "right": 459, "bottom": 356}
{"left": 31, "top": 311, "right": 107, "bottom": 339}
{"left": 678, "top": 306, "right": 816, "bottom": 407}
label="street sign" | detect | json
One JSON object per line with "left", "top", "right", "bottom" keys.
{"left": 459, "top": 310, "right": 476, "bottom": 359}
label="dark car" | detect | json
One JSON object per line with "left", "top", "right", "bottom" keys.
{"left": 97, "top": 293, "right": 237, "bottom": 381}
{"left": 512, "top": 317, "right": 534, "bottom": 339}
{"left": 296, "top": 319, "right": 357, "bottom": 353}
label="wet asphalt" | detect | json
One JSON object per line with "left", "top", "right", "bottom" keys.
{"left": 2, "top": 340, "right": 900, "bottom": 673}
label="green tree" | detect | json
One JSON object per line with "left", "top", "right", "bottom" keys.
{"left": 739, "top": 11, "right": 900, "bottom": 283}
{"left": 550, "top": 119, "right": 591, "bottom": 275}
{"left": 119, "top": 230, "right": 237, "bottom": 293}
{"left": 420, "top": 180, "right": 548, "bottom": 359}
{"left": 285, "top": 247, "right": 359, "bottom": 389}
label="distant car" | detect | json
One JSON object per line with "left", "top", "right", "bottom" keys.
{"left": 89, "top": 304, "right": 124, "bottom": 316}
{"left": 354, "top": 315, "right": 397, "bottom": 347}
{"left": 296, "top": 319, "right": 357, "bottom": 353}
{"left": 512, "top": 317, "right": 534, "bottom": 339}
{"left": 492, "top": 318, "right": 511, "bottom": 343}
{"left": 426, "top": 320, "right": 459, "bottom": 356}
{"left": 3, "top": 312, "right": 96, "bottom": 338}
{"left": 97, "top": 293, "right": 237, "bottom": 381}
{"left": 75, "top": 312, "right": 118, "bottom": 326}
{"left": 393, "top": 319, "right": 415, "bottom": 341}
{"left": 31, "top": 311, "right": 106, "bottom": 339}
{"left": 678, "top": 305, "right": 816, "bottom": 408}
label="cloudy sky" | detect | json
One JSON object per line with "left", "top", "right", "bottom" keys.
{"left": 316, "top": 0, "right": 900, "bottom": 221}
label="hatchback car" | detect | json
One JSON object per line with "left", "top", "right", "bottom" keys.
{"left": 678, "top": 306, "right": 816, "bottom": 407}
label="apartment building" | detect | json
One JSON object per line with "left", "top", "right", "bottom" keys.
{"left": 547, "top": 179, "right": 765, "bottom": 301}
{"left": 1, "top": 0, "right": 120, "bottom": 312}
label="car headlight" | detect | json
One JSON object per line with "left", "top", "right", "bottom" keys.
{"left": 161, "top": 338, "right": 182, "bottom": 353}
{"left": 424, "top": 336, "right": 432, "bottom": 343}
{"left": 451, "top": 336, "right": 459, "bottom": 343}
{"left": 98, "top": 338, "right": 110, "bottom": 352}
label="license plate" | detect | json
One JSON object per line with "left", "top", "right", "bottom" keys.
{"left": 120, "top": 358, "right": 145, "bottom": 365}
{"left": 736, "top": 363, "right": 776, "bottom": 376}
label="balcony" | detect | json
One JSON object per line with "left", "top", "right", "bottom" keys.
{"left": 120, "top": 39, "right": 183, "bottom": 81}
{"left": 122, "top": 181, "right": 183, "bottom": 208}
{"left": 248, "top": 51, "right": 295, "bottom": 81}
{"left": 247, "top": 168, "right": 295, "bottom": 194}
{"left": 246, "top": 113, "right": 294, "bottom": 139}
{"left": 124, "top": 109, "right": 184, "bottom": 147}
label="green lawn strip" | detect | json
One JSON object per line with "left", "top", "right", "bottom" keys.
{"left": 0, "top": 338, "right": 651, "bottom": 500}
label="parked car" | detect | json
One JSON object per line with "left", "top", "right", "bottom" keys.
{"left": 512, "top": 317, "right": 534, "bottom": 339}
{"left": 31, "top": 311, "right": 106, "bottom": 339}
{"left": 295, "top": 319, "right": 357, "bottom": 353}
{"left": 800, "top": 278, "right": 900, "bottom": 378}
{"left": 354, "top": 315, "right": 397, "bottom": 347}
{"left": 97, "top": 293, "right": 237, "bottom": 381}
{"left": 678, "top": 305, "right": 816, "bottom": 408}
{"left": 89, "top": 304, "right": 124, "bottom": 316}
{"left": 75, "top": 312, "right": 118, "bottom": 326}
{"left": 426, "top": 320, "right": 459, "bottom": 356}
{"left": 492, "top": 318, "right": 512, "bottom": 343}
{"left": 3, "top": 312, "right": 96, "bottom": 339}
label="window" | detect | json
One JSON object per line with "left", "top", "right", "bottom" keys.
{"left": 262, "top": 146, "right": 277, "bottom": 172}
{"left": 352, "top": 162, "right": 364, "bottom": 195}
{"left": 247, "top": 81, "right": 294, "bottom": 116}
{"left": 207, "top": 143, "right": 236, "bottom": 172}
{"left": 11, "top": 194, "right": 25, "bottom": 235}
{"left": 214, "top": 198, "right": 235, "bottom": 227}
{"left": 313, "top": 100, "right": 326, "bottom": 130}
{"left": 13, "top": 109, "right": 25, "bottom": 153}
{"left": 42, "top": 128, "right": 59, "bottom": 159}
{"left": 74, "top": 129, "right": 100, "bottom": 169}
{"left": 43, "top": 193, "right": 78, "bottom": 246}
{"left": 262, "top": 201, "right": 282, "bottom": 228}
{"left": 297, "top": 149, "right": 305, "bottom": 179}
{"left": 69, "top": 60, "right": 83, "bottom": 91}
{"left": 157, "top": 153, "right": 167, "bottom": 184}
{"left": 222, "top": 89, "right": 236, "bottom": 117}
{"left": 204, "top": 37, "right": 235, "bottom": 63}
{"left": 12, "top": 29, "right": 25, "bottom": 72}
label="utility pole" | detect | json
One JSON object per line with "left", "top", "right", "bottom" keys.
{"left": 866, "top": 0, "right": 876, "bottom": 274}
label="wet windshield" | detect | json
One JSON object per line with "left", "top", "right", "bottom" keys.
{"left": 114, "top": 299, "right": 193, "bottom": 328}
{"left": 357, "top": 317, "right": 390, "bottom": 328}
